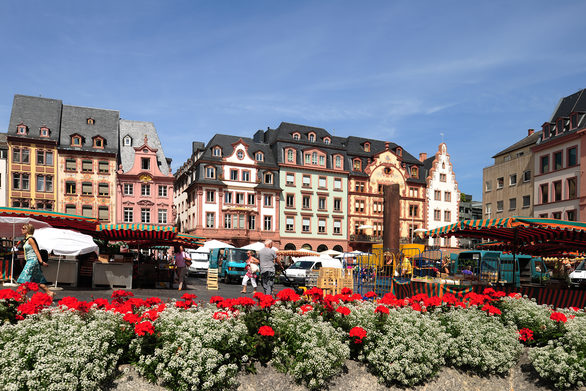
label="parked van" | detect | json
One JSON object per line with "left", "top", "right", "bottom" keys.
{"left": 568, "top": 260, "right": 586, "bottom": 288}
{"left": 280, "top": 256, "right": 342, "bottom": 286}
{"left": 209, "top": 247, "right": 250, "bottom": 283}
{"left": 185, "top": 249, "right": 209, "bottom": 277}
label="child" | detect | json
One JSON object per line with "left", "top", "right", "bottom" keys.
{"left": 241, "top": 251, "right": 260, "bottom": 294}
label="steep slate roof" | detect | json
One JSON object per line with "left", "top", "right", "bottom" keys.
{"left": 549, "top": 88, "right": 586, "bottom": 122}
{"left": 119, "top": 119, "right": 172, "bottom": 175}
{"left": 8, "top": 95, "right": 62, "bottom": 142}
{"left": 492, "top": 130, "right": 542, "bottom": 158}
{"left": 202, "top": 134, "right": 277, "bottom": 167}
{"left": 59, "top": 105, "right": 119, "bottom": 155}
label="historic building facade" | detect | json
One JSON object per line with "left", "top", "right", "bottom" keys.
{"left": 0, "top": 133, "right": 9, "bottom": 207}
{"left": 116, "top": 120, "right": 174, "bottom": 225}
{"left": 423, "top": 143, "right": 459, "bottom": 248}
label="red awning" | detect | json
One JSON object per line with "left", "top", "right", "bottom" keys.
{"left": 0, "top": 207, "right": 98, "bottom": 233}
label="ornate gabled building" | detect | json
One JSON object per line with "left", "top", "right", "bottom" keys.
{"left": 422, "top": 143, "right": 459, "bottom": 249}
{"left": 58, "top": 104, "right": 119, "bottom": 221}
{"left": 254, "top": 123, "right": 348, "bottom": 252}
{"left": 7, "top": 95, "right": 62, "bottom": 210}
{"left": 116, "top": 120, "right": 174, "bottom": 225}
{"left": 174, "top": 141, "right": 206, "bottom": 232}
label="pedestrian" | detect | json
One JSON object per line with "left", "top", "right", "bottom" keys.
{"left": 174, "top": 245, "right": 191, "bottom": 291}
{"left": 241, "top": 250, "right": 259, "bottom": 294}
{"left": 16, "top": 224, "right": 55, "bottom": 299}
{"left": 258, "top": 239, "right": 280, "bottom": 295}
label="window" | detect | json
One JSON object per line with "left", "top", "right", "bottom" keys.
{"left": 567, "top": 210, "right": 577, "bottom": 221}
{"left": 293, "top": 133, "right": 300, "bottom": 140}
{"left": 39, "top": 127, "right": 50, "bottom": 137}
{"left": 496, "top": 201, "right": 504, "bottom": 212}
{"left": 409, "top": 205, "right": 418, "bottom": 217}
{"left": 318, "top": 197, "right": 326, "bottom": 210}
{"left": 206, "top": 190, "right": 215, "bottom": 202}
{"left": 286, "top": 194, "right": 294, "bottom": 208}
{"left": 65, "top": 158, "right": 76, "bottom": 171}
{"left": 16, "top": 124, "right": 27, "bottom": 135}
{"left": 206, "top": 166, "right": 215, "bottom": 179}
{"left": 353, "top": 159, "right": 361, "bottom": 171}
{"left": 34, "top": 175, "right": 52, "bottom": 192}
{"left": 236, "top": 150, "right": 244, "bottom": 160}
{"left": 523, "top": 171, "right": 531, "bottom": 182}
{"left": 554, "top": 151, "right": 563, "bottom": 170}
{"left": 124, "top": 184, "right": 133, "bottom": 196}
{"left": 355, "top": 182, "right": 365, "bottom": 192}
{"left": 568, "top": 147, "right": 577, "bottom": 167}
{"left": 124, "top": 208, "right": 133, "bottom": 222}
{"left": 82, "top": 205, "right": 93, "bottom": 218}
{"left": 364, "top": 142, "right": 370, "bottom": 152}
{"left": 540, "top": 184, "right": 549, "bottom": 204}
{"left": 552, "top": 212, "right": 562, "bottom": 220}
{"left": 141, "top": 184, "right": 150, "bottom": 196}
{"left": 411, "top": 167, "right": 418, "bottom": 178}
{"left": 318, "top": 219, "right": 326, "bottom": 233}
{"left": 230, "top": 169, "right": 238, "bottom": 181}
{"left": 13, "top": 173, "right": 29, "bottom": 190}
{"left": 302, "top": 195, "right": 310, "bottom": 209}
{"left": 334, "top": 198, "right": 341, "bottom": 211}
{"left": 522, "top": 195, "right": 530, "bottom": 208}
{"left": 434, "top": 190, "right": 441, "bottom": 201}
{"left": 434, "top": 209, "right": 441, "bottom": 221}
{"left": 444, "top": 210, "right": 451, "bottom": 221}
{"left": 65, "top": 204, "right": 76, "bottom": 215}
{"left": 509, "top": 174, "right": 517, "bottom": 186}
{"left": 71, "top": 136, "right": 82, "bottom": 146}
{"left": 98, "top": 183, "right": 109, "bottom": 196}
{"left": 312, "top": 152, "right": 317, "bottom": 165}
{"left": 224, "top": 214, "right": 232, "bottom": 229}
{"left": 36, "top": 150, "right": 53, "bottom": 166}
{"left": 485, "top": 203, "right": 492, "bottom": 216}
{"left": 540, "top": 155, "right": 549, "bottom": 174}
{"left": 264, "top": 172, "right": 273, "bottom": 184}
{"left": 571, "top": 113, "right": 578, "bottom": 129}
{"left": 224, "top": 192, "right": 233, "bottom": 204}
{"left": 98, "top": 161, "right": 109, "bottom": 173}
{"left": 440, "top": 173, "right": 446, "bottom": 182}
{"left": 308, "top": 133, "right": 315, "bottom": 142}
{"left": 98, "top": 207, "right": 109, "bottom": 221}
{"left": 304, "top": 153, "right": 311, "bottom": 164}
{"left": 445, "top": 191, "right": 451, "bottom": 202}
{"left": 333, "top": 220, "right": 341, "bottom": 234}
{"left": 335, "top": 156, "right": 341, "bottom": 168}
{"left": 65, "top": 181, "right": 76, "bottom": 195}
{"left": 158, "top": 185, "right": 168, "bottom": 197}
{"left": 206, "top": 213, "right": 215, "bottom": 228}
{"left": 496, "top": 177, "right": 504, "bottom": 189}
{"left": 553, "top": 181, "right": 562, "bottom": 202}
{"left": 264, "top": 216, "right": 272, "bottom": 231}
{"left": 141, "top": 158, "right": 150, "bottom": 170}
{"left": 123, "top": 136, "right": 132, "bottom": 146}
{"left": 509, "top": 198, "right": 516, "bottom": 210}
{"left": 82, "top": 182, "right": 92, "bottom": 195}
{"left": 302, "top": 175, "right": 310, "bottom": 187}
{"left": 158, "top": 209, "right": 167, "bottom": 224}
{"left": 286, "top": 173, "right": 294, "bottom": 185}
{"left": 287, "top": 149, "right": 294, "bottom": 162}
{"left": 242, "top": 171, "right": 250, "bottom": 182}
{"left": 324, "top": 137, "right": 331, "bottom": 144}
{"left": 12, "top": 148, "right": 29, "bottom": 163}
{"left": 318, "top": 177, "right": 327, "bottom": 188}
{"left": 248, "top": 215, "right": 256, "bottom": 230}
{"left": 334, "top": 178, "right": 341, "bottom": 190}
{"left": 286, "top": 217, "right": 294, "bottom": 232}
{"left": 263, "top": 195, "right": 272, "bottom": 207}
{"left": 319, "top": 155, "right": 325, "bottom": 166}
{"left": 247, "top": 193, "right": 255, "bottom": 205}
{"left": 212, "top": 147, "right": 222, "bottom": 157}
{"left": 568, "top": 177, "right": 577, "bottom": 199}
{"left": 255, "top": 152, "right": 264, "bottom": 161}
{"left": 302, "top": 218, "right": 310, "bottom": 232}
{"left": 93, "top": 137, "right": 104, "bottom": 148}
{"left": 485, "top": 181, "right": 492, "bottom": 192}
{"left": 141, "top": 208, "right": 151, "bottom": 223}
{"left": 82, "top": 160, "right": 93, "bottom": 172}
{"left": 354, "top": 200, "right": 365, "bottom": 212}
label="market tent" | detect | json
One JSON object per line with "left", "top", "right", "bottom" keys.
{"left": 241, "top": 242, "right": 279, "bottom": 252}
{"left": 34, "top": 228, "right": 99, "bottom": 256}
{"left": 200, "top": 239, "right": 234, "bottom": 250}
{"left": 0, "top": 207, "right": 98, "bottom": 233}
{"left": 320, "top": 249, "right": 342, "bottom": 257}
{"left": 96, "top": 223, "right": 178, "bottom": 242}
{"left": 0, "top": 216, "right": 50, "bottom": 238}
{"left": 278, "top": 249, "right": 319, "bottom": 257}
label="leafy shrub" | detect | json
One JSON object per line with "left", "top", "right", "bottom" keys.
{"left": 498, "top": 296, "right": 562, "bottom": 344}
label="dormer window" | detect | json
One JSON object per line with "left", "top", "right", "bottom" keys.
{"left": 308, "top": 132, "right": 316, "bottom": 142}
{"left": 364, "top": 142, "right": 371, "bottom": 152}
{"left": 87, "top": 118, "right": 95, "bottom": 125}
{"left": 543, "top": 123, "right": 551, "bottom": 138}
{"left": 323, "top": 137, "right": 331, "bottom": 144}
{"left": 411, "top": 166, "right": 419, "bottom": 178}
{"left": 264, "top": 172, "right": 273, "bottom": 184}
{"left": 255, "top": 151, "right": 264, "bottom": 161}
{"left": 39, "top": 126, "right": 50, "bottom": 137}
{"left": 93, "top": 136, "right": 104, "bottom": 149}
{"left": 287, "top": 149, "right": 294, "bottom": 163}
{"left": 396, "top": 147, "right": 402, "bottom": 156}
{"left": 557, "top": 118, "right": 565, "bottom": 134}
{"left": 335, "top": 155, "right": 342, "bottom": 168}
{"left": 123, "top": 136, "right": 132, "bottom": 146}
{"left": 292, "top": 132, "right": 300, "bottom": 140}
{"left": 570, "top": 113, "right": 579, "bottom": 129}
{"left": 71, "top": 135, "right": 82, "bottom": 146}
{"left": 212, "top": 147, "right": 222, "bottom": 157}
{"left": 16, "top": 124, "right": 27, "bottom": 135}
{"left": 353, "top": 159, "right": 361, "bottom": 171}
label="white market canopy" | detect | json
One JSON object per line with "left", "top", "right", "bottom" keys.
{"left": 34, "top": 227, "right": 99, "bottom": 256}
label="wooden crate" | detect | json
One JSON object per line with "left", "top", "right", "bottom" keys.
{"left": 318, "top": 267, "right": 343, "bottom": 295}
{"left": 305, "top": 271, "right": 319, "bottom": 288}
{"left": 207, "top": 268, "right": 219, "bottom": 290}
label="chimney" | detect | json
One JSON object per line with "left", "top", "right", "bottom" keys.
{"left": 419, "top": 152, "right": 427, "bottom": 162}
{"left": 528, "top": 129, "right": 534, "bottom": 136}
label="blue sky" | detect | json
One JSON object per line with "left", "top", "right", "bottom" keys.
{"left": 2, "top": 1, "right": 586, "bottom": 200}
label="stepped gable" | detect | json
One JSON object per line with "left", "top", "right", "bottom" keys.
{"left": 60, "top": 104, "right": 119, "bottom": 155}
{"left": 119, "top": 119, "right": 171, "bottom": 175}
{"left": 8, "top": 94, "right": 63, "bottom": 142}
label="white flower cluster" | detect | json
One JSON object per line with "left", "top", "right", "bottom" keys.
{"left": 270, "top": 307, "right": 349, "bottom": 390}
{"left": 0, "top": 309, "right": 123, "bottom": 391}
{"left": 529, "top": 315, "right": 586, "bottom": 390}
{"left": 438, "top": 307, "right": 522, "bottom": 374}
{"left": 131, "top": 306, "right": 248, "bottom": 391}
{"left": 499, "top": 296, "right": 558, "bottom": 341}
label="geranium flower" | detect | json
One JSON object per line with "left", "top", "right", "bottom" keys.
{"left": 518, "top": 328, "right": 534, "bottom": 342}
{"left": 299, "top": 304, "right": 313, "bottom": 314}
{"left": 550, "top": 311, "right": 567, "bottom": 323}
{"left": 213, "top": 311, "right": 229, "bottom": 320}
{"left": 336, "top": 306, "right": 351, "bottom": 316}
{"left": 91, "top": 298, "right": 110, "bottom": 308}
{"left": 341, "top": 287, "right": 353, "bottom": 295}
{"left": 234, "top": 297, "right": 255, "bottom": 307}
{"left": 123, "top": 313, "right": 142, "bottom": 324}
{"left": 349, "top": 326, "right": 367, "bottom": 344}
{"left": 134, "top": 320, "right": 155, "bottom": 336}
{"left": 111, "top": 290, "right": 134, "bottom": 303}
{"left": 258, "top": 325, "right": 275, "bottom": 337}
{"left": 0, "top": 288, "right": 21, "bottom": 301}
{"left": 181, "top": 293, "right": 197, "bottom": 301}
{"left": 276, "top": 288, "right": 300, "bottom": 302}
{"left": 480, "top": 304, "right": 502, "bottom": 316}
{"left": 375, "top": 305, "right": 389, "bottom": 314}
{"left": 363, "top": 291, "right": 377, "bottom": 298}
{"left": 210, "top": 296, "right": 224, "bottom": 304}
{"left": 141, "top": 309, "right": 160, "bottom": 321}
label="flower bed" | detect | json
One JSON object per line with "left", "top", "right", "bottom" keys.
{"left": 0, "top": 284, "right": 585, "bottom": 390}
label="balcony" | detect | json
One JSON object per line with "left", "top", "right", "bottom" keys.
{"left": 349, "top": 234, "right": 382, "bottom": 243}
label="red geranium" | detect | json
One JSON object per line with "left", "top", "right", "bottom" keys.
{"left": 349, "top": 326, "right": 367, "bottom": 344}
{"left": 518, "top": 328, "right": 534, "bottom": 342}
{"left": 550, "top": 311, "right": 567, "bottom": 323}
{"left": 276, "top": 288, "right": 300, "bottom": 302}
{"left": 123, "top": 313, "right": 142, "bottom": 324}
{"left": 480, "top": 304, "right": 502, "bottom": 316}
{"left": 336, "top": 306, "right": 351, "bottom": 316}
{"left": 258, "top": 325, "right": 275, "bottom": 337}
{"left": 299, "top": 304, "right": 313, "bottom": 314}
{"left": 134, "top": 320, "right": 155, "bottom": 336}
{"left": 341, "top": 287, "right": 353, "bottom": 295}
{"left": 363, "top": 291, "right": 377, "bottom": 299}
{"left": 375, "top": 305, "right": 389, "bottom": 314}
{"left": 0, "top": 289, "right": 22, "bottom": 301}
{"left": 210, "top": 296, "right": 224, "bottom": 304}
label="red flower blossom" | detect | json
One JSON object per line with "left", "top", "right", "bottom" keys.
{"left": 336, "top": 306, "right": 351, "bottom": 316}
{"left": 363, "top": 291, "right": 377, "bottom": 298}
{"left": 254, "top": 293, "right": 275, "bottom": 308}
{"left": 141, "top": 309, "right": 160, "bottom": 321}
{"left": 550, "top": 311, "right": 567, "bottom": 323}
{"left": 145, "top": 297, "right": 162, "bottom": 306}
{"left": 58, "top": 296, "right": 79, "bottom": 309}
{"left": 518, "top": 328, "right": 534, "bottom": 342}
{"left": 349, "top": 326, "right": 367, "bottom": 344}
{"left": 134, "top": 320, "right": 155, "bottom": 336}
{"left": 276, "top": 288, "right": 300, "bottom": 302}
{"left": 375, "top": 305, "right": 389, "bottom": 314}
{"left": 480, "top": 304, "right": 502, "bottom": 316}
{"left": 111, "top": 290, "right": 134, "bottom": 301}
{"left": 123, "top": 313, "right": 142, "bottom": 324}
{"left": 213, "top": 311, "right": 229, "bottom": 320}
{"left": 341, "top": 287, "right": 353, "bottom": 295}
{"left": 17, "top": 282, "right": 39, "bottom": 294}
{"left": 0, "top": 289, "right": 22, "bottom": 301}
{"left": 258, "top": 325, "right": 275, "bottom": 337}
{"left": 304, "top": 287, "right": 324, "bottom": 302}
{"left": 181, "top": 293, "right": 197, "bottom": 301}
{"left": 91, "top": 298, "right": 110, "bottom": 308}
{"left": 210, "top": 296, "right": 224, "bottom": 304}
{"left": 234, "top": 296, "right": 255, "bottom": 307}
{"left": 299, "top": 304, "right": 313, "bottom": 314}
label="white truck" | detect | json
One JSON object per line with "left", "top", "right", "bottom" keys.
{"left": 186, "top": 249, "right": 209, "bottom": 277}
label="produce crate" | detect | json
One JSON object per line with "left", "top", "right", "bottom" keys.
{"left": 207, "top": 268, "right": 219, "bottom": 290}
{"left": 305, "top": 271, "right": 319, "bottom": 287}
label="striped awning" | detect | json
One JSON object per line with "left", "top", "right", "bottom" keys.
{"left": 174, "top": 233, "right": 205, "bottom": 247}
{"left": 96, "top": 223, "right": 178, "bottom": 241}
{"left": 0, "top": 207, "right": 98, "bottom": 233}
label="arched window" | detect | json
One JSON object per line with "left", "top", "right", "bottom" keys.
{"left": 411, "top": 166, "right": 418, "bottom": 177}
{"left": 323, "top": 137, "right": 331, "bottom": 144}
{"left": 39, "top": 126, "right": 50, "bottom": 137}
{"left": 123, "top": 136, "right": 132, "bottom": 146}
{"left": 292, "top": 132, "right": 300, "bottom": 140}
{"left": 87, "top": 118, "right": 95, "bottom": 125}
{"left": 308, "top": 133, "right": 316, "bottom": 142}
{"left": 353, "top": 159, "right": 361, "bottom": 171}
{"left": 255, "top": 152, "right": 264, "bottom": 161}
{"left": 212, "top": 147, "right": 222, "bottom": 157}
{"left": 16, "top": 124, "right": 27, "bottom": 135}
{"left": 364, "top": 142, "right": 370, "bottom": 152}
{"left": 287, "top": 149, "right": 294, "bottom": 162}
